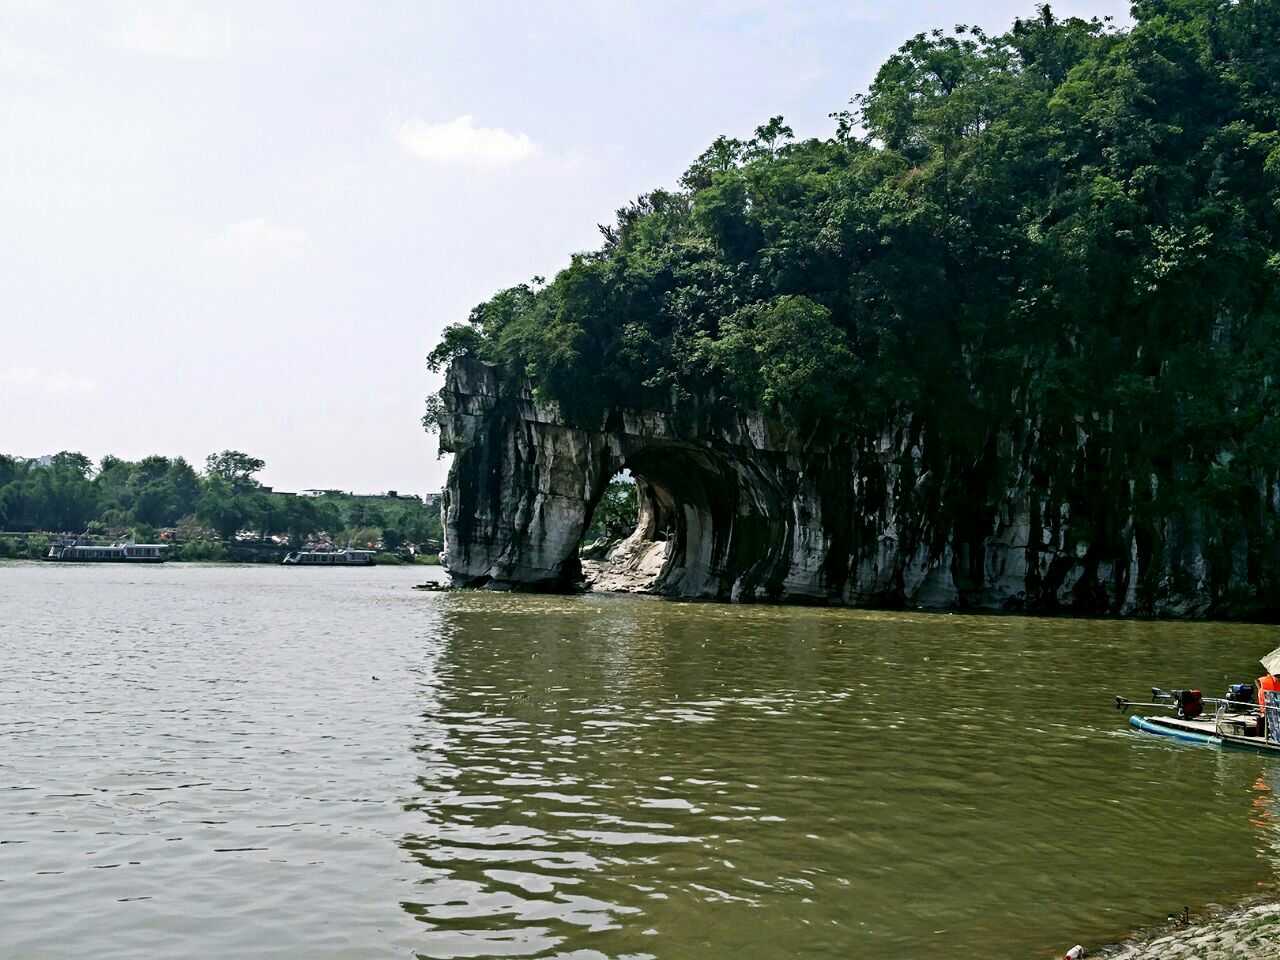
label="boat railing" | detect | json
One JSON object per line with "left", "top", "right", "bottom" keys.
{"left": 1213, "top": 701, "right": 1265, "bottom": 741}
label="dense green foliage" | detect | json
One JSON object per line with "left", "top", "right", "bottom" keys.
{"left": 429, "top": 2, "right": 1280, "bottom": 597}
{"left": 0, "top": 450, "right": 442, "bottom": 552}
{"left": 582, "top": 478, "right": 640, "bottom": 542}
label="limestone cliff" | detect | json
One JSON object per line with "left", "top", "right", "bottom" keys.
{"left": 439, "top": 357, "right": 1278, "bottom": 619}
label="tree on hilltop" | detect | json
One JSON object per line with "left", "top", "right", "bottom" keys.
{"left": 205, "top": 451, "right": 265, "bottom": 494}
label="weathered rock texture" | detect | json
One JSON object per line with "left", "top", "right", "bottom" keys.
{"left": 439, "top": 357, "right": 1279, "bottom": 617}
{"left": 581, "top": 532, "right": 671, "bottom": 594}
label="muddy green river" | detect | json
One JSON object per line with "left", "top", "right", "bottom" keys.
{"left": 3, "top": 562, "right": 1280, "bottom": 958}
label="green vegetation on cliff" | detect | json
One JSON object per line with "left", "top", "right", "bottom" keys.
{"left": 429, "top": 1, "right": 1280, "bottom": 607}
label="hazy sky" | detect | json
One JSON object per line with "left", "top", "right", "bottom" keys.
{"left": 1, "top": 0, "right": 1131, "bottom": 494}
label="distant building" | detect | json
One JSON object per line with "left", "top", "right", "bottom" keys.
{"left": 354, "top": 490, "right": 425, "bottom": 501}
{"left": 298, "top": 488, "right": 436, "bottom": 502}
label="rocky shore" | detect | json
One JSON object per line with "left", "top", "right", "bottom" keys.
{"left": 1096, "top": 901, "right": 1280, "bottom": 959}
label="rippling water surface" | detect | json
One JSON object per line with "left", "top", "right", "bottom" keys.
{"left": 4, "top": 562, "right": 1280, "bottom": 958}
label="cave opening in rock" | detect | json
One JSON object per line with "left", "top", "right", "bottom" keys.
{"left": 580, "top": 469, "right": 640, "bottom": 547}
{"left": 578, "top": 442, "right": 773, "bottom": 598}
{"left": 578, "top": 462, "right": 669, "bottom": 594}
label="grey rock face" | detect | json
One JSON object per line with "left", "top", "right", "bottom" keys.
{"left": 438, "top": 357, "right": 1275, "bottom": 617}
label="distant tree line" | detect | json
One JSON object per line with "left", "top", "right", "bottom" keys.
{"left": 0, "top": 450, "right": 442, "bottom": 551}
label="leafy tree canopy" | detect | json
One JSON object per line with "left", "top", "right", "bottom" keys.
{"left": 428, "top": 1, "right": 1279, "bottom": 472}
{"left": 0, "top": 451, "right": 443, "bottom": 550}
{"left": 205, "top": 450, "right": 265, "bottom": 493}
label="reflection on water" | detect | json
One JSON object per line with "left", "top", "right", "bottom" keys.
{"left": 2, "top": 562, "right": 1280, "bottom": 959}
{"left": 400, "top": 593, "right": 1280, "bottom": 959}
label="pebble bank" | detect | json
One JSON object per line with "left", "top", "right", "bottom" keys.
{"left": 1096, "top": 902, "right": 1280, "bottom": 959}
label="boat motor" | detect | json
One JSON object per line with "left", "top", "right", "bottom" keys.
{"left": 1176, "top": 689, "right": 1203, "bottom": 719}
{"left": 1158, "top": 688, "right": 1203, "bottom": 719}
{"left": 1225, "top": 683, "right": 1257, "bottom": 711}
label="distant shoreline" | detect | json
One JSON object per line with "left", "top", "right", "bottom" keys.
{"left": 0, "top": 451, "right": 444, "bottom": 567}
{"left": 0, "top": 546, "right": 441, "bottom": 566}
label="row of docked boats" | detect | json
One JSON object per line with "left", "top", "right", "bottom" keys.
{"left": 46, "top": 539, "right": 166, "bottom": 563}
{"left": 44, "top": 536, "right": 375, "bottom": 566}
{"left": 281, "top": 546, "right": 375, "bottom": 566}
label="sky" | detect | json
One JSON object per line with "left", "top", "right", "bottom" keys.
{"left": 0, "top": 0, "right": 1133, "bottom": 495}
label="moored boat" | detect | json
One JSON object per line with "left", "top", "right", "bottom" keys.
{"left": 282, "top": 546, "right": 376, "bottom": 566}
{"left": 46, "top": 538, "right": 167, "bottom": 563}
{"left": 1125, "top": 713, "right": 1280, "bottom": 752}
{"left": 1120, "top": 683, "right": 1280, "bottom": 754}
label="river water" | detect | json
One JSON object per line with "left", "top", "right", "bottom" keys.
{"left": 3, "top": 562, "right": 1280, "bottom": 959}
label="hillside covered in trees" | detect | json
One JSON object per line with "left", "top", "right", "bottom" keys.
{"left": 428, "top": 1, "right": 1280, "bottom": 614}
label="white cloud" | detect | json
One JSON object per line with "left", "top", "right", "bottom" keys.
{"left": 0, "top": 368, "right": 97, "bottom": 394}
{"left": 205, "top": 218, "right": 310, "bottom": 272}
{"left": 396, "top": 115, "right": 539, "bottom": 167}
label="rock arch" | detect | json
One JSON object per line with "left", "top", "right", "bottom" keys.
{"left": 438, "top": 358, "right": 822, "bottom": 600}
{"left": 584, "top": 441, "right": 796, "bottom": 599}
{"left": 435, "top": 356, "right": 1253, "bottom": 616}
